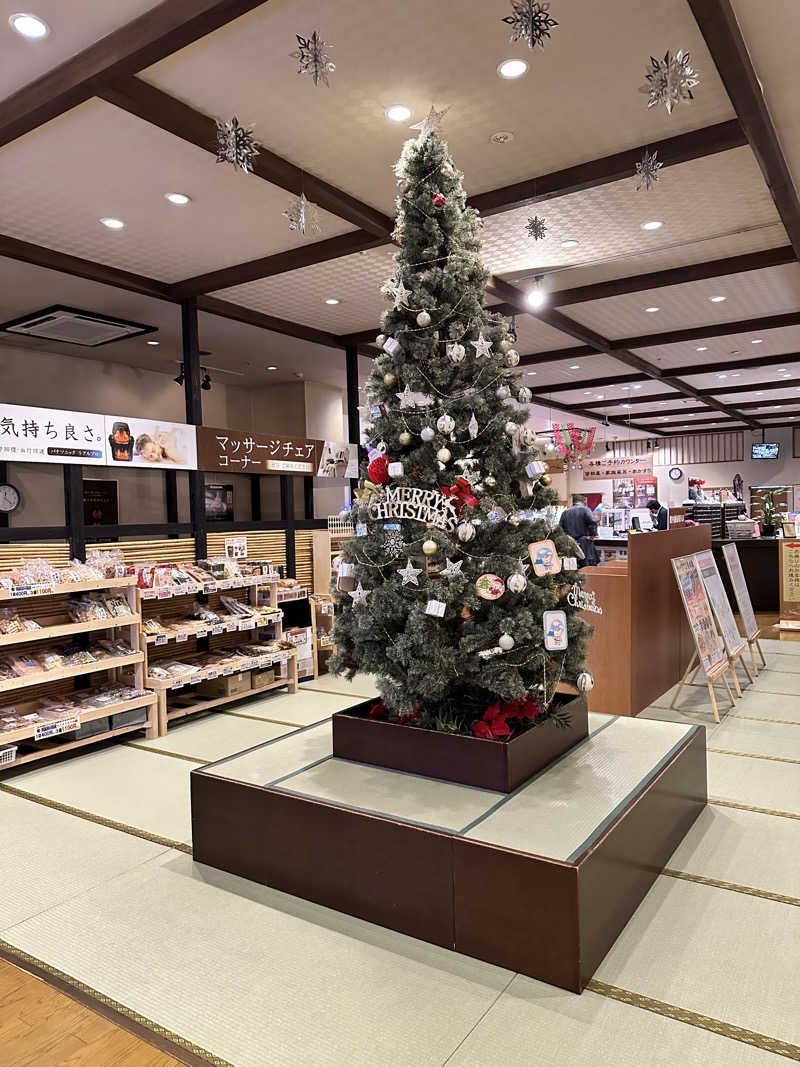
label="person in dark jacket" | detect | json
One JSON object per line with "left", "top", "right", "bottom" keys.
{"left": 559, "top": 495, "right": 599, "bottom": 566}
{"left": 647, "top": 498, "right": 669, "bottom": 531}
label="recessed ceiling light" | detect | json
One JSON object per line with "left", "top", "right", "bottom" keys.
{"left": 709, "top": 295, "right": 726, "bottom": 303}
{"left": 164, "top": 192, "right": 191, "bottom": 205}
{"left": 569, "top": 364, "right": 581, "bottom": 370}
{"left": 777, "top": 369, "right": 787, "bottom": 374}
{"left": 324, "top": 298, "right": 340, "bottom": 305}
{"left": 526, "top": 371, "right": 537, "bottom": 375}
{"left": 266, "top": 365, "right": 278, "bottom": 371}
{"left": 731, "top": 372, "right": 741, "bottom": 377}
{"left": 751, "top": 338, "right": 763, "bottom": 344}
{"left": 756, "top": 391, "right": 764, "bottom": 395}
{"left": 560, "top": 239, "right": 579, "bottom": 249}
{"left": 641, "top": 220, "right": 663, "bottom": 231}
{"left": 386, "top": 105, "right": 412, "bottom": 122}
{"left": 696, "top": 346, "right": 708, "bottom": 352}
{"left": 99, "top": 217, "right": 124, "bottom": 229}
{"left": 584, "top": 391, "right": 593, "bottom": 395}
{"left": 645, "top": 306, "right": 660, "bottom": 313}
{"left": 717, "top": 373, "right": 728, "bottom": 379}
{"left": 633, "top": 384, "right": 643, "bottom": 389}
{"left": 497, "top": 58, "right": 529, "bottom": 79}
{"left": 9, "top": 12, "right": 49, "bottom": 38}
{"left": 595, "top": 394, "right": 605, "bottom": 400}
{"left": 146, "top": 340, "right": 159, "bottom": 346}
{"left": 622, "top": 403, "right": 631, "bottom": 409}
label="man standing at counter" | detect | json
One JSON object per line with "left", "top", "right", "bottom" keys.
{"left": 559, "top": 495, "right": 599, "bottom": 566}
{"left": 647, "top": 497, "right": 669, "bottom": 531}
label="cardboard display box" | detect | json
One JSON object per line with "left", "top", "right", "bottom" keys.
{"left": 196, "top": 672, "right": 252, "bottom": 699}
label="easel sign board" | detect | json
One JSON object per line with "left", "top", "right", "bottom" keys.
{"left": 672, "top": 555, "right": 727, "bottom": 677}
{"left": 779, "top": 541, "right": 800, "bottom": 625}
{"left": 721, "top": 543, "right": 758, "bottom": 639}
{"left": 695, "top": 549, "right": 746, "bottom": 657}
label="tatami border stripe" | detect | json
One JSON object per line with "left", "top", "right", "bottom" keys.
{"left": 710, "top": 798, "right": 800, "bottom": 820}
{"left": 0, "top": 782, "right": 191, "bottom": 854}
{"left": 125, "top": 741, "right": 209, "bottom": 764}
{"left": 0, "top": 939, "right": 232, "bottom": 1067}
{"left": 218, "top": 709, "right": 311, "bottom": 728}
{"left": 586, "top": 980, "right": 800, "bottom": 1061}
{"left": 708, "top": 747, "right": 800, "bottom": 765}
{"left": 730, "top": 715, "right": 800, "bottom": 726}
{"left": 662, "top": 868, "right": 799, "bottom": 907}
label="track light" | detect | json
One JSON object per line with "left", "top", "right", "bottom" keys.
{"left": 526, "top": 277, "right": 547, "bottom": 310}
{"left": 201, "top": 370, "right": 212, "bottom": 391}
{"left": 174, "top": 364, "right": 184, "bottom": 386}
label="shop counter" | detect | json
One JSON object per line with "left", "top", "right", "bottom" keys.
{"left": 712, "top": 537, "right": 778, "bottom": 612}
{"left": 580, "top": 525, "right": 711, "bottom": 717}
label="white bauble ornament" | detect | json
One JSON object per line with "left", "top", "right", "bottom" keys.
{"left": 534, "top": 436, "right": 551, "bottom": 452}
{"left": 498, "top": 632, "right": 515, "bottom": 651}
{"left": 506, "top": 348, "right": 520, "bottom": 367}
{"left": 422, "top": 539, "right": 438, "bottom": 556}
{"left": 383, "top": 372, "right": 396, "bottom": 386}
{"left": 448, "top": 343, "right": 466, "bottom": 363}
{"left": 457, "top": 521, "right": 476, "bottom": 542}
{"left": 499, "top": 339, "right": 511, "bottom": 353}
{"left": 496, "top": 384, "right": 511, "bottom": 400}
{"left": 484, "top": 474, "right": 497, "bottom": 487}
{"left": 517, "top": 386, "right": 533, "bottom": 404}
{"left": 383, "top": 337, "right": 401, "bottom": 357}
{"left": 420, "top": 426, "right": 435, "bottom": 442}
{"left": 376, "top": 333, "right": 387, "bottom": 346}
{"left": 416, "top": 311, "right": 431, "bottom": 327}
{"left": 577, "top": 671, "right": 595, "bottom": 693}
{"left": 398, "top": 431, "right": 412, "bottom": 446}
{"left": 436, "top": 414, "right": 455, "bottom": 434}
{"left": 507, "top": 572, "right": 527, "bottom": 593}
{"left": 505, "top": 421, "right": 520, "bottom": 436}
{"left": 437, "top": 447, "right": 452, "bottom": 464}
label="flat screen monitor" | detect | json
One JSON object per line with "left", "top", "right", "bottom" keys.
{"left": 752, "top": 442, "right": 779, "bottom": 460}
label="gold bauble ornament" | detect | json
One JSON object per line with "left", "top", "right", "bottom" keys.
{"left": 422, "top": 539, "right": 438, "bottom": 556}
{"left": 539, "top": 473, "right": 552, "bottom": 487}
{"left": 383, "top": 372, "right": 396, "bottom": 386}
{"left": 398, "top": 431, "right": 412, "bottom": 446}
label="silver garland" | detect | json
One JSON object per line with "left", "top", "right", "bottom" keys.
{"left": 502, "top": 0, "right": 558, "bottom": 50}
{"left": 640, "top": 50, "right": 699, "bottom": 114}
{"left": 635, "top": 148, "right": 662, "bottom": 192}
{"left": 291, "top": 30, "right": 335, "bottom": 87}
{"left": 526, "top": 215, "right": 547, "bottom": 240}
{"left": 215, "top": 116, "right": 260, "bottom": 173}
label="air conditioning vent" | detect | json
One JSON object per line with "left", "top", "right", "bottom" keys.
{"left": 0, "top": 306, "right": 156, "bottom": 347}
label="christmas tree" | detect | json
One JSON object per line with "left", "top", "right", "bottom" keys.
{"left": 330, "top": 114, "right": 591, "bottom": 738}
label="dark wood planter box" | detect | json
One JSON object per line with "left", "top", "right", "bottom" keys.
{"left": 332, "top": 692, "right": 588, "bottom": 792}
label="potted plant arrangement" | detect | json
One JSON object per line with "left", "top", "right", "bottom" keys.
{"left": 760, "top": 488, "right": 778, "bottom": 537}
{"left": 329, "top": 121, "right": 594, "bottom": 793}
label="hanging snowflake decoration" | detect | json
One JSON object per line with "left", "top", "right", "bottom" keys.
{"left": 383, "top": 530, "right": 406, "bottom": 559}
{"left": 635, "top": 148, "right": 663, "bottom": 192}
{"left": 283, "top": 192, "right": 321, "bottom": 237}
{"left": 502, "top": 0, "right": 558, "bottom": 51}
{"left": 291, "top": 30, "right": 335, "bottom": 87}
{"left": 215, "top": 116, "right": 260, "bottom": 173}
{"left": 526, "top": 215, "right": 547, "bottom": 241}
{"left": 640, "top": 50, "right": 699, "bottom": 114}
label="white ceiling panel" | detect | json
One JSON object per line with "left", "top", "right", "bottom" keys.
{"left": 634, "top": 324, "right": 800, "bottom": 371}
{"left": 0, "top": 99, "right": 354, "bottom": 283}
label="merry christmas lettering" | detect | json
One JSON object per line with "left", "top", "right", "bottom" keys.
{"left": 368, "top": 487, "right": 459, "bottom": 531}
{"left": 566, "top": 584, "right": 603, "bottom": 615}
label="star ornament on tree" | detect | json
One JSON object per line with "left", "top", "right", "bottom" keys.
{"left": 382, "top": 275, "right": 411, "bottom": 309}
{"left": 291, "top": 30, "right": 335, "bottom": 87}
{"left": 409, "top": 105, "right": 451, "bottom": 141}
{"left": 635, "top": 148, "right": 662, "bottom": 192}
{"left": 395, "top": 384, "right": 416, "bottom": 409}
{"left": 526, "top": 215, "right": 547, "bottom": 241}
{"left": 471, "top": 332, "right": 493, "bottom": 359}
{"left": 441, "top": 558, "right": 464, "bottom": 580}
{"left": 398, "top": 559, "right": 423, "bottom": 586}
{"left": 215, "top": 116, "right": 260, "bottom": 173}
{"left": 502, "top": 0, "right": 558, "bottom": 50}
{"left": 348, "top": 581, "right": 369, "bottom": 606}
{"left": 640, "top": 50, "right": 699, "bottom": 114}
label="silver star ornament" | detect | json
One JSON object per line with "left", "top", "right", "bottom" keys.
{"left": 441, "top": 558, "right": 464, "bottom": 580}
{"left": 395, "top": 385, "right": 416, "bottom": 409}
{"left": 409, "top": 105, "right": 450, "bottom": 141}
{"left": 348, "top": 581, "right": 369, "bottom": 606}
{"left": 382, "top": 275, "right": 412, "bottom": 309}
{"left": 471, "top": 332, "right": 493, "bottom": 359}
{"left": 398, "top": 559, "right": 423, "bottom": 586}
{"left": 635, "top": 148, "right": 662, "bottom": 192}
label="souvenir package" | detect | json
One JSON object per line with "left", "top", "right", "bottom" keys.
{"left": 68, "top": 597, "right": 109, "bottom": 622}
{"left": 59, "top": 644, "right": 97, "bottom": 668}
{"left": 86, "top": 548, "right": 127, "bottom": 578}
{"left": 92, "top": 639, "right": 133, "bottom": 658}
{"left": 102, "top": 594, "right": 131, "bottom": 618}
{"left": 149, "top": 665, "right": 170, "bottom": 680}
{"left": 192, "top": 601, "right": 221, "bottom": 624}
{"left": 220, "top": 595, "right": 254, "bottom": 618}
{"left": 0, "top": 660, "right": 18, "bottom": 680}
{"left": 12, "top": 558, "right": 60, "bottom": 588}
{"left": 0, "top": 610, "right": 31, "bottom": 635}
{"left": 8, "top": 653, "right": 40, "bottom": 675}
{"left": 39, "top": 651, "right": 64, "bottom": 671}
{"left": 142, "top": 618, "right": 169, "bottom": 636}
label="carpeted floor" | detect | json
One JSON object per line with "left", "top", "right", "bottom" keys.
{"left": 0, "top": 667, "right": 797, "bottom": 1065}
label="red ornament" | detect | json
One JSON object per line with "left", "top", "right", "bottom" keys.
{"left": 442, "top": 477, "right": 479, "bottom": 513}
{"left": 367, "top": 454, "right": 390, "bottom": 485}
{"left": 432, "top": 192, "right": 446, "bottom": 207}
{"left": 369, "top": 700, "right": 386, "bottom": 718}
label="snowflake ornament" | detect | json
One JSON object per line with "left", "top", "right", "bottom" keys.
{"left": 502, "top": 0, "right": 558, "bottom": 51}
{"left": 640, "top": 50, "right": 699, "bottom": 114}
{"left": 291, "top": 30, "right": 335, "bottom": 87}
{"left": 383, "top": 531, "right": 406, "bottom": 559}
{"left": 283, "top": 192, "right": 321, "bottom": 236}
{"left": 526, "top": 215, "right": 547, "bottom": 241}
{"left": 635, "top": 148, "right": 662, "bottom": 192}
{"left": 215, "top": 116, "right": 260, "bottom": 173}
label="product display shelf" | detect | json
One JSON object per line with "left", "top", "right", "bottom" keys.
{"left": 166, "top": 652, "right": 298, "bottom": 722}
{"left": 0, "top": 579, "right": 156, "bottom": 770}
{"left": 0, "top": 576, "right": 135, "bottom": 601}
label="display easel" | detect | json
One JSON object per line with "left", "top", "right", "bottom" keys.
{"left": 695, "top": 548, "right": 754, "bottom": 693}
{"left": 722, "top": 542, "right": 766, "bottom": 675}
{"left": 671, "top": 554, "right": 736, "bottom": 723}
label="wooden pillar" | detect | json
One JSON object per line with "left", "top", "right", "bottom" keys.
{"left": 280, "top": 475, "right": 296, "bottom": 578}
{"left": 63, "top": 465, "right": 85, "bottom": 559}
{"left": 182, "top": 297, "right": 206, "bottom": 558}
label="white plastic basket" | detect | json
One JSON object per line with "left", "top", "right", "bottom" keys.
{"left": 0, "top": 746, "right": 18, "bottom": 767}
{"left": 727, "top": 519, "right": 756, "bottom": 539}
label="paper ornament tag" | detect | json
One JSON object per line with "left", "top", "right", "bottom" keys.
{"left": 425, "top": 599, "right": 446, "bottom": 617}
{"left": 543, "top": 610, "right": 568, "bottom": 651}
{"left": 528, "top": 539, "right": 562, "bottom": 576}
{"left": 475, "top": 573, "right": 505, "bottom": 600}
{"left": 355, "top": 523, "right": 368, "bottom": 537}
{"left": 562, "top": 556, "right": 578, "bottom": 571}
{"left": 525, "top": 460, "right": 546, "bottom": 477}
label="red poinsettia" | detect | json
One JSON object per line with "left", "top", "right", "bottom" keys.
{"left": 442, "top": 477, "right": 479, "bottom": 513}
{"left": 471, "top": 694, "right": 543, "bottom": 739}
{"left": 368, "top": 700, "right": 386, "bottom": 718}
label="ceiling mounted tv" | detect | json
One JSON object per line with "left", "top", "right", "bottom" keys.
{"left": 752, "top": 442, "right": 779, "bottom": 460}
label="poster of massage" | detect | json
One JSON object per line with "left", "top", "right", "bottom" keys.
{"left": 104, "top": 416, "right": 197, "bottom": 470}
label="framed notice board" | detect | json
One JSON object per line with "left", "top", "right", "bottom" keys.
{"left": 779, "top": 540, "right": 800, "bottom": 627}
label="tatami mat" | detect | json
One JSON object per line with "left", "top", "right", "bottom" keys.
{"left": 448, "top": 972, "right": 780, "bottom": 1067}
{"left": 638, "top": 703, "right": 724, "bottom": 732}
{"left": 649, "top": 682, "right": 736, "bottom": 717}
{"left": 133, "top": 713, "right": 294, "bottom": 762}
{"left": 0, "top": 790, "right": 167, "bottom": 932}
{"left": 300, "top": 671, "right": 380, "bottom": 699}
{"left": 594, "top": 876, "right": 799, "bottom": 1046}
{"left": 759, "top": 655, "right": 800, "bottom": 674}
{"left": 711, "top": 717, "right": 800, "bottom": 760}
{"left": 665, "top": 804, "right": 800, "bottom": 901}
{"left": 231, "top": 687, "right": 359, "bottom": 726}
{"left": 207, "top": 720, "right": 331, "bottom": 786}
{"left": 7, "top": 746, "right": 199, "bottom": 846}
{"left": 733, "top": 670, "right": 800, "bottom": 695}
{"left": 731, "top": 698, "right": 800, "bottom": 723}
{"left": 708, "top": 750, "right": 800, "bottom": 815}
{"left": 3, "top": 851, "right": 513, "bottom": 1067}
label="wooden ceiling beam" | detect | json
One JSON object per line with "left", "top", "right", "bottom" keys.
{"left": 196, "top": 295, "right": 341, "bottom": 348}
{"left": 668, "top": 350, "right": 800, "bottom": 376}
{"left": 467, "top": 120, "right": 746, "bottom": 216}
{"left": 524, "top": 373, "right": 652, "bottom": 395}
{"left": 611, "top": 405, "right": 718, "bottom": 421}
{"left": 0, "top": 0, "right": 271, "bottom": 149}
{"left": 688, "top": 0, "right": 800, "bottom": 258}
{"left": 518, "top": 346, "right": 597, "bottom": 366}
{"left": 610, "top": 310, "right": 800, "bottom": 350}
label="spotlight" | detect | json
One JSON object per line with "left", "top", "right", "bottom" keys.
{"left": 201, "top": 370, "right": 212, "bottom": 391}
{"left": 174, "top": 364, "right": 184, "bottom": 386}
{"left": 526, "top": 278, "right": 547, "bottom": 310}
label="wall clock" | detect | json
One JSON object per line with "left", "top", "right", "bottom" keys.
{"left": 668, "top": 467, "right": 683, "bottom": 482}
{"left": 0, "top": 483, "right": 21, "bottom": 512}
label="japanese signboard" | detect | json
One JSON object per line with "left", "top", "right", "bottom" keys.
{"left": 695, "top": 549, "right": 745, "bottom": 657}
{"left": 779, "top": 541, "right": 800, "bottom": 624}
{"left": 0, "top": 403, "right": 106, "bottom": 465}
{"left": 582, "top": 455, "right": 654, "bottom": 480}
{"left": 104, "top": 415, "right": 197, "bottom": 470}
{"left": 722, "top": 542, "right": 758, "bottom": 639}
{"left": 196, "top": 426, "right": 357, "bottom": 478}
{"left": 672, "top": 554, "right": 727, "bottom": 677}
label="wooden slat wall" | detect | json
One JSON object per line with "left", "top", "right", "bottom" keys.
{"left": 0, "top": 542, "right": 71, "bottom": 573}
{"left": 294, "top": 530, "right": 315, "bottom": 592}
{"left": 89, "top": 539, "right": 196, "bottom": 565}
{"left": 206, "top": 531, "right": 287, "bottom": 573}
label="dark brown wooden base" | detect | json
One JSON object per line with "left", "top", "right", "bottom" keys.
{"left": 191, "top": 723, "right": 707, "bottom": 992}
{"left": 331, "top": 693, "right": 589, "bottom": 792}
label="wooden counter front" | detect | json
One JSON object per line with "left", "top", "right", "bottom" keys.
{"left": 580, "top": 525, "right": 711, "bottom": 716}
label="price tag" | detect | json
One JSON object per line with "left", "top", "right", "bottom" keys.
{"left": 203, "top": 582, "right": 217, "bottom": 594}
{"left": 34, "top": 714, "right": 80, "bottom": 740}
{"left": 196, "top": 629, "right": 208, "bottom": 639}
{"left": 157, "top": 588, "right": 172, "bottom": 600}
{"left": 220, "top": 579, "right": 232, "bottom": 590}
{"left": 211, "top": 625, "right": 223, "bottom": 635}
{"left": 176, "top": 631, "right": 189, "bottom": 642}
{"left": 11, "top": 587, "right": 32, "bottom": 598}
{"left": 226, "top": 620, "right": 238, "bottom": 632}
{"left": 155, "top": 635, "right": 168, "bottom": 646}
{"left": 241, "top": 618, "right": 256, "bottom": 630}
{"left": 205, "top": 669, "right": 219, "bottom": 680}
{"left": 222, "top": 665, "right": 234, "bottom": 676}
{"left": 34, "top": 584, "right": 54, "bottom": 595}
{"left": 170, "top": 679, "right": 185, "bottom": 691}
{"left": 142, "top": 590, "right": 157, "bottom": 600}
{"left": 425, "top": 599, "right": 446, "bottom": 618}
{"left": 258, "top": 655, "right": 270, "bottom": 667}
{"left": 185, "top": 583, "right": 199, "bottom": 594}
{"left": 245, "top": 658, "right": 257, "bottom": 670}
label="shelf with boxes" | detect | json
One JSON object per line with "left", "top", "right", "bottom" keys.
{"left": 0, "top": 558, "right": 156, "bottom": 771}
